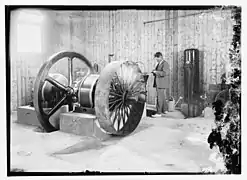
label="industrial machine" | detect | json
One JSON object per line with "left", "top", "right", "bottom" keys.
{"left": 182, "top": 48, "right": 202, "bottom": 117}
{"left": 33, "top": 51, "right": 149, "bottom": 136}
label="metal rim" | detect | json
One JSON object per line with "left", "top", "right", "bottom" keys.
{"left": 33, "top": 51, "right": 94, "bottom": 132}
{"left": 94, "top": 61, "right": 146, "bottom": 136}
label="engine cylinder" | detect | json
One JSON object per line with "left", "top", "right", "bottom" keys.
{"left": 42, "top": 73, "right": 68, "bottom": 101}
{"left": 77, "top": 74, "right": 99, "bottom": 108}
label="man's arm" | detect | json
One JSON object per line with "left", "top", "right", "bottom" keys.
{"left": 154, "top": 70, "right": 165, "bottom": 77}
{"left": 153, "top": 62, "right": 169, "bottom": 77}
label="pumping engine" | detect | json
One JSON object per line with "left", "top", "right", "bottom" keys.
{"left": 33, "top": 51, "right": 149, "bottom": 136}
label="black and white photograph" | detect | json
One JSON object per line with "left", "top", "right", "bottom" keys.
{"left": 4, "top": 3, "right": 241, "bottom": 177}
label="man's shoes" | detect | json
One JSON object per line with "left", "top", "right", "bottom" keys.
{"left": 161, "top": 111, "right": 168, "bottom": 115}
{"left": 152, "top": 114, "right": 162, "bottom": 118}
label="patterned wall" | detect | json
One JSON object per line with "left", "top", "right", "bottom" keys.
{"left": 109, "top": 9, "right": 233, "bottom": 104}
{"left": 138, "top": 9, "right": 232, "bottom": 104}
{"left": 10, "top": 9, "right": 234, "bottom": 111}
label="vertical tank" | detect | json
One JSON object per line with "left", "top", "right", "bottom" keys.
{"left": 183, "top": 49, "right": 201, "bottom": 117}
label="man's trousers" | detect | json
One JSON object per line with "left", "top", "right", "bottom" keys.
{"left": 156, "top": 88, "right": 168, "bottom": 114}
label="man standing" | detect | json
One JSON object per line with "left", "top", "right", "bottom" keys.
{"left": 151, "top": 52, "right": 170, "bottom": 118}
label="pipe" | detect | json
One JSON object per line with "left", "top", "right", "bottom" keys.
{"left": 143, "top": 6, "right": 230, "bottom": 25}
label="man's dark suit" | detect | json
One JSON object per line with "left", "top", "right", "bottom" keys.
{"left": 153, "top": 60, "right": 170, "bottom": 113}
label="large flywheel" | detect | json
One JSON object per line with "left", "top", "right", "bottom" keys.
{"left": 33, "top": 51, "right": 94, "bottom": 132}
{"left": 94, "top": 61, "right": 147, "bottom": 136}
{"left": 33, "top": 51, "right": 147, "bottom": 136}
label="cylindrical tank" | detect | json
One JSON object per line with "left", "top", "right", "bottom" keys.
{"left": 77, "top": 74, "right": 100, "bottom": 108}
{"left": 183, "top": 49, "right": 201, "bottom": 117}
{"left": 184, "top": 49, "right": 200, "bottom": 103}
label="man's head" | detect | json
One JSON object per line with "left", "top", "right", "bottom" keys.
{"left": 154, "top": 52, "right": 163, "bottom": 62}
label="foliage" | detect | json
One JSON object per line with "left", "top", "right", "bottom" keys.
{"left": 207, "top": 6, "right": 241, "bottom": 174}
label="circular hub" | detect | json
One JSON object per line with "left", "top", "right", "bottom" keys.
{"left": 33, "top": 51, "right": 94, "bottom": 132}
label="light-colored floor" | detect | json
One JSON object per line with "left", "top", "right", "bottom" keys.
{"left": 10, "top": 111, "right": 222, "bottom": 172}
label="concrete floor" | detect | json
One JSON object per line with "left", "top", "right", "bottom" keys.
{"left": 10, "top": 111, "right": 224, "bottom": 173}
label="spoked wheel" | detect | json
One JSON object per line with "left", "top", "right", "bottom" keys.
{"left": 94, "top": 61, "right": 147, "bottom": 136}
{"left": 33, "top": 51, "right": 94, "bottom": 132}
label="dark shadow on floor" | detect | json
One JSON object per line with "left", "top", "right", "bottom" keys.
{"left": 131, "top": 122, "right": 154, "bottom": 135}
{"left": 51, "top": 122, "right": 154, "bottom": 155}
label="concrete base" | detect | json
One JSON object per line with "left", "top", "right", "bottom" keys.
{"left": 17, "top": 105, "right": 147, "bottom": 140}
{"left": 17, "top": 106, "right": 40, "bottom": 126}
{"left": 17, "top": 105, "right": 69, "bottom": 129}
{"left": 16, "top": 106, "right": 111, "bottom": 140}
{"left": 60, "top": 112, "right": 111, "bottom": 140}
